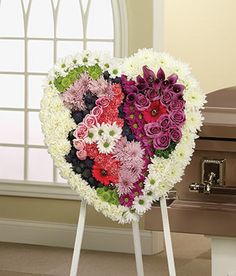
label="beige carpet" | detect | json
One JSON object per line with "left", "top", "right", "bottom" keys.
{"left": 0, "top": 233, "right": 211, "bottom": 276}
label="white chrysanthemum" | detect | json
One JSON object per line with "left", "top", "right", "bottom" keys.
{"left": 133, "top": 195, "right": 152, "bottom": 215}
{"left": 103, "top": 122, "right": 122, "bottom": 141}
{"left": 185, "top": 111, "right": 204, "bottom": 132}
{"left": 95, "top": 123, "right": 106, "bottom": 140}
{"left": 119, "top": 210, "right": 140, "bottom": 224}
{"left": 152, "top": 181, "right": 174, "bottom": 198}
{"left": 184, "top": 89, "right": 206, "bottom": 110}
{"left": 108, "top": 59, "right": 122, "bottom": 78}
{"left": 84, "top": 127, "right": 98, "bottom": 144}
{"left": 97, "top": 139, "right": 115, "bottom": 154}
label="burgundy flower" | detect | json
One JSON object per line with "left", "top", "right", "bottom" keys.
{"left": 160, "top": 90, "right": 174, "bottom": 106}
{"left": 170, "top": 127, "right": 182, "bottom": 143}
{"left": 144, "top": 122, "right": 161, "bottom": 138}
{"left": 172, "top": 83, "right": 185, "bottom": 94}
{"left": 126, "top": 93, "right": 136, "bottom": 104}
{"left": 153, "top": 132, "right": 170, "bottom": 150}
{"left": 125, "top": 84, "right": 139, "bottom": 94}
{"left": 135, "top": 94, "right": 151, "bottom": 111}
{"left": 156, "top": 68, "right": 165, "bottom": 81}
{"left": 146, "top": 89, "right": 160, "bottom": 101}
{"left": 170, "top": 110, "right": 186, "bottom": 126}
{"left": 168, "top": 73, "right": 178, "bottom": 84}
{"left": 169, "top": 99, "right": 185, "bottom": 112}
{"left": 136, "top": 75, "right": 148, "bottom": 91}
{"left": 159, "top": 114, "right": 171, "bottom": 131}
{"left": 143, "top": 65, "right": 155, "bottom": 85}
{"left": 161, "top": 80, "right": 171, "bottom": 90}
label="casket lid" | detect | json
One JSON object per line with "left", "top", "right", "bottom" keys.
{"left": 200, "top": 86, "right": 236, "bottom": 139}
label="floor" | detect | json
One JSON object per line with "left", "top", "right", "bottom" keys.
{"left": 0, "top": 233, "right": 211, "bottom": 276}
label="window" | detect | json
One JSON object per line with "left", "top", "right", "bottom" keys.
{"left": 0, "top": 0, "right": 127, "bottom": 199}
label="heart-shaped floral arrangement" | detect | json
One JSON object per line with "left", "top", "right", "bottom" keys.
{"left": 40, "top": 49, "right": 206, "bottom": 223}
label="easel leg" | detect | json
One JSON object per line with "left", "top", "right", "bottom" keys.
{"left": 70, "top": 200, "right": 87, "bottom": 276}
{"left": 160, "top": 196, "right": 176, "bottom": 276}
{"left": 132, "top": 221, "right": 145, "bottom": 276}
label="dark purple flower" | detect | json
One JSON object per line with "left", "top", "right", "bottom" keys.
{"left": 124, "top": 84, "right": 139, "bottom": 94}
{"left": 134, "top": 94, "right": 151, "bottom": 111}
{"left": 167, "top": 73, "right": 178, "bottom": 84}
{"left": 126, "top": 93, "right": 136, "bottom": 104}
{"left": 157, "top": 68, "right": 165, "bottom": 81}
{"left": 143, "top": 65, "right": 155, "bottom": 85}
{"left": 168, "top": 99, "right": 185, "bottom": 112}
{"left": 160, "top": 90, "right": 174, "bottom": 106}
{"left": 172, "top": 83, "right": 185, "bottom": 94}
{"left": 153, "top": 78, "right": 161, "bottom": 90}
{"left": 170, "top": 127, "right": 182, "bottom": 143}
{"left": 136, "top": 75, "right": 149, "bottom": 91}
{"left": 161, "top": 80, "right": 171, "bottom": 90}
{"left": 170, "top": 111, "right": 186, "bottom": 126}
{"left": 153, "top": 132, "right": 170, "bottom": 150}
{"left": 146, "top": 89, "right": 160, "bottom": 101}
{"left": 159, "top": 114, "right": 171, "bottom": 131}
{"left": 144, "top": 122, "right": 161, "bottom": 138}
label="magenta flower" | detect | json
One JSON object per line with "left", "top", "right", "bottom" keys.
{"left": 160, "top": 90, "right": 174, "bottom": 106}
{"left": 159, "top": 114, "right": 171, "bottom": 131}
{"left": 153, "top": 132, "right": 170, "bottom": 150}
{"left": 169, "top": 127, "right": 182, "bottom": 143}
{"left": 146, "top": 89, "right": 160, "bottom": 101}
{"left": 170, "top": 110, "right": 186, "bottom": 126}
{"left": 134, "top": 94, "right": 151, "bottom": 111}
{"left": 119, "top": 193, "right": 134, "bottom": 207}
{"left": 144, "top": 122, "right": 161, "bottom": 138}
{"left": 168, "top": 99, "right": 185, "bottom": 112}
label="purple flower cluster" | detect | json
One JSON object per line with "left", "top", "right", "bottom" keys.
{"left": 121, "top": 66, "right": 186, "bottom": 154}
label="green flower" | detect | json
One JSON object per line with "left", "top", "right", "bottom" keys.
{"left": 102, "top": 191, "right": 111, "bottom": 202}
{"left": 61, "top": 77, "right": 71, "bottom": 88}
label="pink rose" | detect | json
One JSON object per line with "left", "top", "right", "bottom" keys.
{"left": 170, "top": 127, "right": 182, "bottom": 143}
{"left": 73, "top": 139, "right": 85, "bottom": 151}
{"left": 144, "top": 122, "right": 161, "bottom": 138}
{"left": 76, "top": 149, "right": 87, "bottom": 160}
{"left": 134, "top": 94, "right": 151, "bottom": 111}
{"left": 84, "top": 114, "right": 97, "bottom": 128}
{"left": 153, "top": 132, "right": 170, "bottom": 150}
{"left": 96, "top": 96, "right": 110, "bottom": 108}
{"left": 75, "top": 123, "right": 88, "bottom": 139}
{"left": 92, "top": 106, "right": 103, "bottom": 117}
{"left": 170, "top": 111, "right": 186, "bottom": 126}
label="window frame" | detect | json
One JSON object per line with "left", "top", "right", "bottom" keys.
{"left": 0, "top": 0, "right": 128, "bottom": 200}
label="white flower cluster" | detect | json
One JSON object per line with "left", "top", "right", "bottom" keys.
{"left": 40, "top": 49, "right": 206, "bottom": 224}
{"left": 46, "top": 50, "right": 122, "bottom": 84}
{"left": 85, "top": 122, "right": 122, "bottom": 154}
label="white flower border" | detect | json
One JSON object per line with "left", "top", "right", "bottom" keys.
{"left": 40, "top": 49, "right": 206, "bottom": 224}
